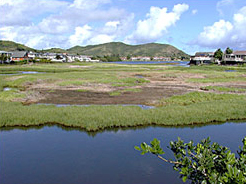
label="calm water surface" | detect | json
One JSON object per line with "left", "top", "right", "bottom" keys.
{"left": 1, "top": 122, "right": 246, "bottom": 184}
{"left": 110, "top": 61, "right": 189, "bottom": 67}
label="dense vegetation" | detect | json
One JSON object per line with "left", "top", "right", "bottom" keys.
{"left": 0, "top": 40, "right": 37, "bottom": 52}
{"left": 135, "top": 137, "right": 246, "bottom": 183}
{"left": 67, "top": 42, "right": 189, "bottom": 58}
{"left": 91, "top": 54, "right": 122, "bottom": 62}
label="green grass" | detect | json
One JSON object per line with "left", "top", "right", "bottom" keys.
{"left": 1, "top": 95, "right": 246, "bottom": 131}
{"left": 109, "top": 91, "right": 122, "bottom": 96}
{"left": 77, "top": 89, "right": 89, "bottom": 92}
{"left": 0, "top": 89, "right": 26, "bottom": 101}
{"left": 158, "top": 92, "right": 245, "bottom": 106}
{"left": 200, "top": 86, "right": 246, "bottom": 92}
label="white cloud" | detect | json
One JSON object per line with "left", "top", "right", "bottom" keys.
{"left": 69, "top": 25, "right": 93, "bottom": 46}
{"left": 105, "top": 21, "right": 120, "bottom": 27}
{"left": 0, "top": 0, "right": 133, "bottom": 49}
{"left": 0, "top": 0, "right": 68, "bottom": 26}
{"left": 126, "top": 4, "right": 189, "bottom": 44}
{"left": 70, "top": 0, "right": 111, "bottom": 10}
{"left": 194, "top": 6, "right": 246, "bottom": 49}
{"left": 216, "top": 0, "right": 234, "bottom": 16}
{"left": 89, "top": 34, "right": 114, "bottom": 45}
{"left": 192, "top": 9, "right": 198, "bottom": 15}
{"left": 35, "top": 2, "right": 127, "bottom": 35}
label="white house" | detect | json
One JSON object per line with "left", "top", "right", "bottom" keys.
{"left": 224, "top": 51, "right": 246, "bottom": 63}
{"left": 190, "top": 52, "right": 214, "bottom": 65}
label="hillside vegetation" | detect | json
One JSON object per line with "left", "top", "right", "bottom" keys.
{"left": 0, "top": 40, "right": 37, "bottom": 52}
{"left": 0, "top": 40, "right": 189, "bottom": 58}
{"left": 68, "top": 42, "right": 189, "bottom": 58}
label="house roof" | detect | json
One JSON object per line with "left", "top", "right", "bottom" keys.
{"left": 12, "top": 51, "right": 27, "bottom": 58}
{"left": 233, "top": 51, "right": 246, "bottom": 55}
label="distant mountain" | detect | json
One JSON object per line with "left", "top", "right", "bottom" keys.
{"left": 0, "top": 40, "right": 37, "bottom": 52}
{"left": 0, "top": 40, "right": 189, "bottom": 58}
{"left": 68, "top": 42, "right": 189, "bottom": 58}
{"left": 42, "top": 48, "right": 67, "bottom": 53}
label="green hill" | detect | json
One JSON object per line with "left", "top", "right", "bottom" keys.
{"left": 0, "top": 40, "right": 189, "bottom": 58}
{"left": 0, "top": 40, "right": 37, "bottom": 52}
{"left": 42, "top": 48, "right": 67, "bottom": 53}
{"left": 68, "top": 42, "right": 189, "bottom": 58}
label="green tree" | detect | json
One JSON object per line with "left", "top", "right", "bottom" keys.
{"left": 214, "top": 48, "right": 223, "bottom": 61}
{"left": 135, "top": 137, "right": 246, "bottom": 183}
{"left": 127, "top": 55, "right": 131, "bottom": 60}
{"left": 0, "top": 54, "right": 8, "bottom": 64}
{"left": 225, "top": 47, "right": 233, "bottom": 54}
{"left": 56, "top": 55, "right": 62, "bottom": 60}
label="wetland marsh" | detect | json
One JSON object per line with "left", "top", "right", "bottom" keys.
{"left": 1, "top": 62, "right": 246, "bottom": 130}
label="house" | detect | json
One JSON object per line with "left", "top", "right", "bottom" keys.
{"left": 224, "top": 51, "right": 246, "bottom": 64}
{"left": 131, "top": 56, "right": 151, "bottom": 61}
{"left": 28, "top": 51, "right": 40, "bottom": 59}
{"left": 11, "top": 51, "right": 28, "bottom": 62}
{"left": 153, "top": 56, "right": 171, "bottom": 61}
{"left": 0, "top": 51, "right": 12, "bottom": 63}
{"left": 67, "top": 54, "right": 92, "bottom": 62}
{"left": 190, "top": 52, "right": 214, "bottom": 65}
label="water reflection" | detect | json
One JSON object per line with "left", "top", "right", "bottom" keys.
{"left": 36, "top": 103, "right": 156, "bottom": 110}
{"left": 109, "top": 61, "right": 189, "bottom": 67}
{"left": 1, "top": 120, "right": 242, "bottom": 137}
{"left": 0, "top": 71, "right": 45, "bottom": 75}
{"left": 1, "top": 121, "right": 246, "bottom": 184}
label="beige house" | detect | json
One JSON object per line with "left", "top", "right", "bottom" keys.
{"left": 224, "top": 51, "right": 246, "bottom": 63}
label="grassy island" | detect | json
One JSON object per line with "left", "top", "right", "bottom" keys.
{"left": 1, "top": 63, "right": 246, "bottom": 131}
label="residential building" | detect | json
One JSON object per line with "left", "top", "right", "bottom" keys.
{"left": 190, "top": 52, "right": 214, "bottom": 65}
{"left": 11, "top": 51, "right": 28, "bottom": 62}
{"left": 224, "top": 51, "right": 246, "bottom": 64}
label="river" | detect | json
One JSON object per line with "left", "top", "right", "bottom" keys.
{"left": 1, "top": 121, "right": 246, "bottom": 184}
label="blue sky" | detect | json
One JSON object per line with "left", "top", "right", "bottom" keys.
{"left": 1, "top": 0, "right": 246, "bottom": 54}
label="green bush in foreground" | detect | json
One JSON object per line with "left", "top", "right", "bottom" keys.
{"left": 135, "top": 137, "right": 246, "bottom": 183}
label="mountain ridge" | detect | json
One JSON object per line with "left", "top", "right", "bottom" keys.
{"left": 0, "top": 40, "right": 189, "bottom": 58}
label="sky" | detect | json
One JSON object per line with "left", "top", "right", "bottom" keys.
{"left": 1, "top": 0, "right": 246, "bottom": 54}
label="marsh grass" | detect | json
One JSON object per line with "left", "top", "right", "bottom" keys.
{"left": 158, "top": 92, "right": 245, "bottom": 106}
{"left": 1, "top": 64, "right": 246, "bottom": 131}
{"left": 0, "top": 89, "right": 26, "bottom": 101}
{"left": 200, "top": 86, "right": 246, "bottom": 93}
{"left": 109, "top": 91, "right": 122, "bottom": 96}
{"left": 1, "top": 97, "right": 246, "bottom": 131}
{"left": 77, "top": 89, "right": 89, "bottom": 92}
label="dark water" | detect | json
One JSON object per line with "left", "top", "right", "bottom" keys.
{"left": 109, "top": 61, "right": 189, "bottom": 67}
{"left": 1, "top": 122, "right": 246, "bottom": 184}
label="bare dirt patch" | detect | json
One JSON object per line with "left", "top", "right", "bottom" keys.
{"left": 36, "top": 85, "right": 192, "bottom": 105}
{"left": 20, "top": 70, "right": 246, "bottom": 105}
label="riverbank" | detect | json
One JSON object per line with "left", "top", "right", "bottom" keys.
{"left": 0, "top": 63, "right": 246, "bottom": 131}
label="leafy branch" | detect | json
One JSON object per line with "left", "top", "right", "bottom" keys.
{"left": 135, "top": 137, "right": 246, "bottom": 183}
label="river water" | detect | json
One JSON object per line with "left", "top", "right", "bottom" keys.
{"left": 1, "top": 121, "right": 246, "bottom": 184}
